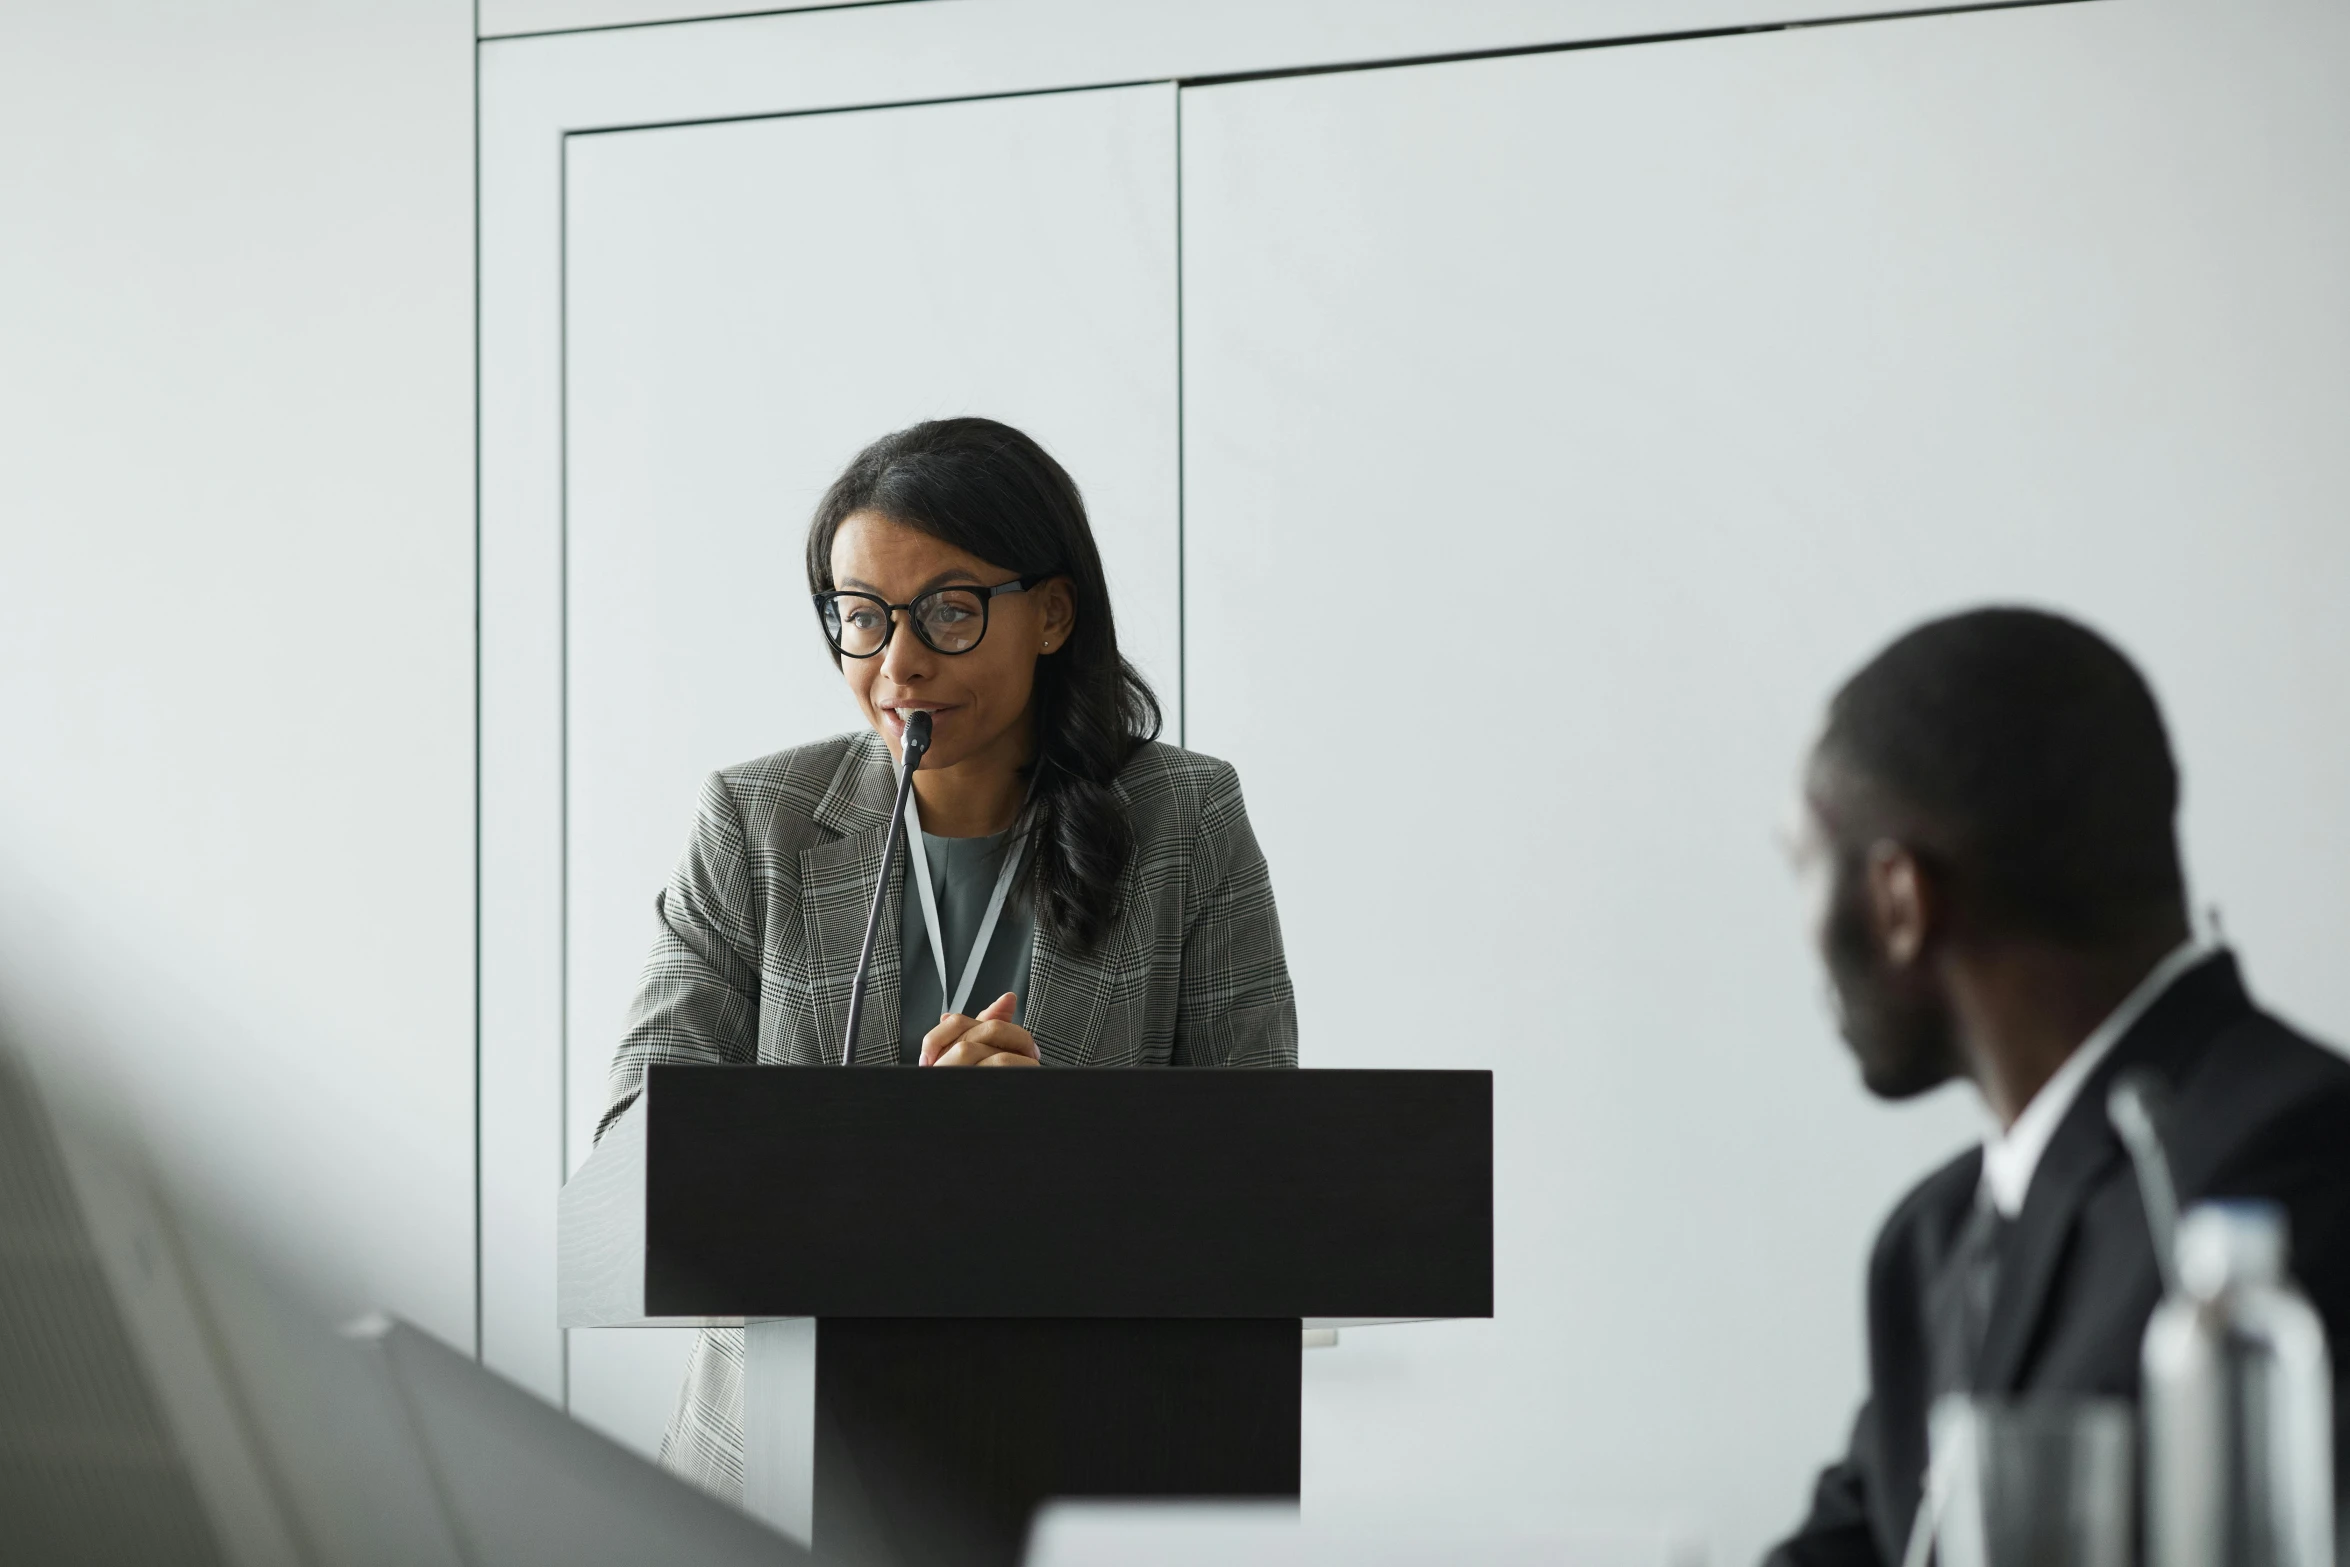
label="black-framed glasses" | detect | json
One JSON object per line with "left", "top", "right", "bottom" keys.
{"left": 814, "top": 574, "right": 1054, "bottom": 658}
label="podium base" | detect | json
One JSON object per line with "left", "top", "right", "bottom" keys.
{"left": 745, "top": 1318, "right": 1301, "bottom": 1567}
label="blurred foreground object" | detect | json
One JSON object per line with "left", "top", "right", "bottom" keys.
{"left": 1922, "top": 1397, "right": 2131, "bottom": 1567}
{"left": 2146, "top": 1202, "right": 2334, "bottom": 1567}
{"left": 1023, "top": 1501, "right": 1705, "bottom": 1567}
{"left": 0, "top": 1041, "right": 802, "bottom": 1566}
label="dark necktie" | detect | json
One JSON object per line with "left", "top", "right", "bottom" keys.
{"left": 1929, "top": 1196, "right": 2011, "bottom": 1395}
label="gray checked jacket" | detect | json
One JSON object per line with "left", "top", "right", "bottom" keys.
{"left": 596, "top": 730, "right": 1299, "bottom": 1498}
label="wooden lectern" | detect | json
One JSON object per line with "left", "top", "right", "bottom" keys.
{"left": 560, "top": 1067, "right": 1491, "bottom": 1567}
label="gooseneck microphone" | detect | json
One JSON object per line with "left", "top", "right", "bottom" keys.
{"left": 2108, "top": 1068, "right": 2184, "bottom": 1292}
{"left": 840, "top": 710, "right": 931, "bottom": 1066}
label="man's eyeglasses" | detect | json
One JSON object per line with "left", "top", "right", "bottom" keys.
{"left": 814, "top": 574, "right": 1054, "bottom": 658}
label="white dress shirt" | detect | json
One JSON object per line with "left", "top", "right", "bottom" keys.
{"left": 1978, "top": 938, "right": 2213, "bottom": 1218}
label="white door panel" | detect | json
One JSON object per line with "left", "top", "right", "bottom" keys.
{"left": 1180, "top": 0, "right": 2350, "bottom": 1559}
{"left": 561, "top": 82, "right": 1179, "bottom": 1455}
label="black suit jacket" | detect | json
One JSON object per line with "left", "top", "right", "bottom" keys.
{"left": 1766, "top": 954, "right": 2350, "bottom": 1567}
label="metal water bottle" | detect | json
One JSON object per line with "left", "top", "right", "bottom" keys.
{"left": 2144, "top": 1200, "right": 2334, "bottom": 1567}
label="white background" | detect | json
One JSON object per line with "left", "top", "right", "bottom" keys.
{"left": 1181, "top": 4, "right": 2350, "bottom": 1551}
{"left": 0, "top": 1, "right": 476, "bottom": 1347}
{"left": 560, "top": 81, "right": 1181, "bottom": 1444}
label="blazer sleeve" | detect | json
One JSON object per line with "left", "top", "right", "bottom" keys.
{"left": 1764, "top": 1405, "right": 1893, "bottom": 1567}
{"left": 595, "top": 771, "right": 764, "bottom": 1140}
{"left": 1170, "top": 761, "right": 1299, "bottom": 1069}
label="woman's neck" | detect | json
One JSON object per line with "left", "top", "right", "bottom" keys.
{"left": 909, "top": 725, "right": 1032, "bottom": 839}
{"left": 911, "top": 764, "right": 1023, "bottom": 838}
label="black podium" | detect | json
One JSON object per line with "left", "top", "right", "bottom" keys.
{"left": 559, "top": 1067, "right": 1491, "bottom": 1567}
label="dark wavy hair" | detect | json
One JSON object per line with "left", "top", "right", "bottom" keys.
{"left": 805, "top": 417, "right": 1162, "bottom": 951}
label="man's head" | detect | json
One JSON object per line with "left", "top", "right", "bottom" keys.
{"left": 1798, "top": 607, "right": 2190, "bottom": 1099}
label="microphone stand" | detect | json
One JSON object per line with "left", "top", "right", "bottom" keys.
{"left": 2108, "top": 1068, "right": 2184, "bottom": 1293}
{"left": 841, "top": 711, "right": 931, "bottom": 1066}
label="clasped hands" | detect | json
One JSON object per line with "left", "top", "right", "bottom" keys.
{"left": 919, "top": 991, "right": 1040, "bottom": 1067}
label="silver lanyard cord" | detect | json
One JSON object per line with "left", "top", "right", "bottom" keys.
{"left": 902, "top": 789, "right": 1030, "bottom": 1020}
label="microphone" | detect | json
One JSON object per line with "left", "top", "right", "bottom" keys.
{"left": 2108, "top": 1068, "right": 2184, "bottom": 1292}
{"left": 840, "top": 711, "right": 931, "bottom": 1066}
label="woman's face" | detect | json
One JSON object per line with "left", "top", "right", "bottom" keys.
{"left": 829, "top": 509, "right": 1076, "bottom": 773}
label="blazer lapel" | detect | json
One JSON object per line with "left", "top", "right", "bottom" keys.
{"left": 1976, "top": 1108, "right": 2123, "bottom": 1390}
{"left": 1976, "top": 953, "right": 2256, "bottom": 1389}
{"left": 799, "top": 735, "right": 906, "bottom": 1066}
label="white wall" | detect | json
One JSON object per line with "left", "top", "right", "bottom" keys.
{"left": 0, "top": 1, "right": 477, "bottom": 1346}
{"left": 1179, "top": 4, "right": 2350, "bottom": 1561}
{"left": 477, "top": 0, "right": 882, "bottom": 40}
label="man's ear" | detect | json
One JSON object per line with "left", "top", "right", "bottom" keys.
{"left": 1864, "top": 840, "right": 1936, "bottom": 969}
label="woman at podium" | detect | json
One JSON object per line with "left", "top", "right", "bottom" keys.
{"left": 596, "top": 416, "right": 1298, "bottom": 1498}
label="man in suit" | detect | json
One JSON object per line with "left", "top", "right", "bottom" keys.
{"left": 1768, "top": 606, "right": 2350, "bottom": 1567}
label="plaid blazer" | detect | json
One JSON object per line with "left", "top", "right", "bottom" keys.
{"left": 595, "top": 730, "right": 1298, "bottom": 1500}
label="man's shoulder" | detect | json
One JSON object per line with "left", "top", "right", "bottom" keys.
{"left": 2175, "top": 1000, "right": 2350, "bottom": 1182}
{"left": 2207, "top": 1003, "right": 2350, "bottom": 1092}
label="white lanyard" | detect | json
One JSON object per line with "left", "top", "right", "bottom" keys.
{"left": 901, "top": 789, "right": 1029, "bottom": 1020}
